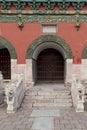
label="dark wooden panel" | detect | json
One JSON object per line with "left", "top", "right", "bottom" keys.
{"left": 37, "top": 48, "right": 64, "bottom": 81}
{"left": 0, "top": 48, "right": 11, "bottom": 79}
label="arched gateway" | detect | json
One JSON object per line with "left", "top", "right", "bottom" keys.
{"left": 0, "top": 36, "right": 17, "bottom": 79}
{"left": 26, "top": 35, "right": 72, "bottom": 84}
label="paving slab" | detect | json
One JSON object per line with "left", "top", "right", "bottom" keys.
{"left": 30, "top": 109, "right": 60, "bottom": 117}
{"left": 32, "top": 117, "right": 54, "bottom": 130}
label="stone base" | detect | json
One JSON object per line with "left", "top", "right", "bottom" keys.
{"left": 10, "top": 59, "right": 87, "bottom": 86}
{"left": 26, "top": 82, "right": 35, "bottom": 87}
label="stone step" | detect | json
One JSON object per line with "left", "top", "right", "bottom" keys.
{"left": 22, "top": 85, "right": 73, "bottom": 108}
{"left": 26, "top": 91, "right": 71, "bottom": 96}
{"left": 32, "top": 102, "right": 73, "bottom": 108}
{"left": 23, "top": 98, "right": 72, "bottom": 104}
{"left": 53, "top": 98, "right": 72, "bottom": 103}
{"left": 21, "top": 100, "right": 73, "bottom": 108}
{"left": 24, "top": 94, "right": 72, "bottom": 100}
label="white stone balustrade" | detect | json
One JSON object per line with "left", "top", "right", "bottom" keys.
{"left": 71, "top": 74, "right": 85, "bottom": 112}
{"left": 5, "top": 74, "right": 26, "bottom": 113}
{"left": 0, "top": 71, "right": 4, "bottom": 106}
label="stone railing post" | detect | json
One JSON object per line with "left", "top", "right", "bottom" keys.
{"left": 71, "top": 75, "right": 85, "bottom": 112}
{"left": 5, "top": 74, "right": 26, "bottom": 113}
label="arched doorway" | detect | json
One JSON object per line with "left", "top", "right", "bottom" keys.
{"left": 0, "top": 36, "right": 17, "bottom": 79}
{"left": 26, "top": 35, "right": 72, "bottom": 85}
{"left": 32, "top": 41, "right": 67, "bottom": 83}
{"left": 37, "top": 48, "right": 64, "bottom": 82}
{"left": 0, "top": 48, "right": 11, "bottom": 79}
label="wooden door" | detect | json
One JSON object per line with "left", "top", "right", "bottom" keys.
{"left": 37, "top": 48, "right": 64, "bottom": 82}
{"left": 0, "top": 48, "right": 11, "bottom": 79}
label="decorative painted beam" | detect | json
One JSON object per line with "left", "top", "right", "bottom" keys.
{"left": 0, "top": 14, "right": 86, "bottom": 23}
{"left": 0, "top": 0, "right": 86, "bottom": 10}
{"left": 0, "top": 10, "right": 87, "bottom": 15}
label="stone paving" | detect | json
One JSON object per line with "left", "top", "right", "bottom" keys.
{"left": 0, "top": 83, "right": 87, "bottom": 130}
{"left": 0, "top": 105, "right": 87, "bottom": 130}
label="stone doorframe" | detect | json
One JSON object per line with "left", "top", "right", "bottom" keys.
{"left": 26, "top": 35, "right": 73, "bottom": 85}
{"left": 82, "top": 45, "right": 87, "bottom": 59}
{"left": 81, "top": 45, "right": 87, "bottom": 80}
{"left": 0, "top": 36, "right": 17, "bottom": 79}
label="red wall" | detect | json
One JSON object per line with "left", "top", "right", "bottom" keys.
{"left": 0, "top": 22, "right": 87, "bottom": 64}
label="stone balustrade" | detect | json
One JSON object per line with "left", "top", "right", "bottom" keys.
{"left": 71, "top": 75, "right": 85, "bottom": 112}
{"left": 5, "top": 74, "right": 26, "bottom": 113}
{"left": 0, "top": 71, "right": 4, "bottom": 106}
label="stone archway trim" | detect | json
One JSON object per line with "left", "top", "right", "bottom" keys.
{"left": 26, "top": 35, "right": 72, "bottom": 59}
{"left": 82, "top": 45, "right": 87, "bottom": 59}
{"left": 0, "top": 36, "right": 17, "bottom": 59}
{"left": 32, "top": 42, "right": 67, "bottom": 60}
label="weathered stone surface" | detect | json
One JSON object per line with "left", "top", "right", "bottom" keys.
{"left": 44, "top": 95, "right": 56, "bottom": 99}
{"left": 54, "top": 99, "right": 72, "bottom": 103}
{"left": 23, "top": 83, "right": 73, "bottom": 109}
{"left": 31, "top": 109, "right": 60, "bottom": 117}
{"left": 32, "top": 117, "right": 54, "bottom": 130}
{"left": 56, "top": 95, "right": 72, "bottom": 99}
{"left": 33, "top": 102, "right": 72, "bottom": 108}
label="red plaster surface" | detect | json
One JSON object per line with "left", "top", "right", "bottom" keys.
{"left": 58, "top": 22, "right": 87, "bottom": 64}
{"left": 0, "top": 23, "right": 41, "bottom": 63}
{"left": 0, "top": 22, "right": 87, "bottom": 64}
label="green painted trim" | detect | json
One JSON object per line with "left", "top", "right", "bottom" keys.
{"left": 0, "top": 14, "right": 86, "bottom": 23}
{"left": 26, "top": 35, "right": 72, "bottom": 59}
{"left": 0, "top": 36, "right": 17, "bottom": 59}
{"left": 0, "top": 10, "right": 87, "bottom": 15}
{"left": 0, "top": 10, "right": 86, "bottom": 23}
{"left": 82, "top": 45, "right": 87, "bottom": 59}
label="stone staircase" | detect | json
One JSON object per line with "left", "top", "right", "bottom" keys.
{"left": 21, "top": 83, "right": 73, "bottom": 109}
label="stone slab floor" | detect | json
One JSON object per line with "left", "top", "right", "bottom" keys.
{"left": 0, "top": 83, "right": 87, "bottom": 130}
{"left": 0, "top": 103, "right": 87, "bottom": 130}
